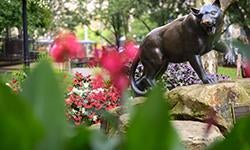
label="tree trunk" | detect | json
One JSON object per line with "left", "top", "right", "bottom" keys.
{"left": 243, "top": 25, "right": 250, "bottom": 44}
{"left": 115, "top": 32, "right": 120, "bottom": 49}
{"left": 202, "top": 51, "right": 219, "bottom": 74}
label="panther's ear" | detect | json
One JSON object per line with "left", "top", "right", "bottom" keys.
{"left": 213, "top": 0, "right": 221, "bottom": 8}
{"left": 191, "top": 7, "right": 200, "bottom": 16}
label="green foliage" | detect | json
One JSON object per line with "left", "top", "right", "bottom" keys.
{"left": 130, "top": 0, "right": 190, "bottom": 27}
{"left": 0, "top": 81, "right": 42, "bottom": 150}
{"left": 65, "top": 127, "right": 92, "bottom": 150}
{"left": 22, "top": 61, "right": 67, "bottom": 150}
{"left": 0, "top": 0, "right": 52, "bottom": 35}
{"left": 0, "top": 0, "right": 21, "bottom": 32}
{"left": 226, "top": 0, "right": 250, "bottom": 28}
{"left": 91, "top": 0, "right": 132, "bottom": 45}
{"left": 48, "top": 0, "right": 89, "bottom": 30}
{"left": 124, "top": 84, "right": 184, "bottom": 150}
{"left": 1, "top": 60, "right": 250, "bottom": 149}
{"left": 129, "top": 15, "right": 157, "bottom": 41}
{"left": 91, "top": 0, "right": 191, "bottom": 44}
{"left": 28, "top": 0, "right": 52, "bottom": 32}
{"left": 208, "top": 116, "right": 250, "bottom": 150}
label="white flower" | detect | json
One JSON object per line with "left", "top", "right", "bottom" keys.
{"left": 72, "top": 109, "right": 77, "bottom": 114}
{"left": 5, "top": 83, "right": 11, "bottom": 87}
{"left": 83, "top": 83, "right": 89, "bottom": 88}
{"left": 92, "top": 88, "right": 104, "bottom": 94}
{"left": 81, "top": 108, "right": 86, "bottom": 114}
{"left": 93, "top": 115, "right": 98, "bottom": 121}
{"left": 72, "top": 87, "right": 83, "bottom": 96}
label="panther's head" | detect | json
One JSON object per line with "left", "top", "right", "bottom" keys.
{"left": 191, "top": 0, "right": 223, "bottom": 35}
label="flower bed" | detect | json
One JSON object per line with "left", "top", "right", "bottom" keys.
{"left": 65, "top": 72, "right": 121, "bottom": 125}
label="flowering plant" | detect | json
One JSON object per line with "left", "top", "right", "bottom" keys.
{"left": 65, "top": 72, "right": 121, "bottom": 126}
{"left": 162, "top": 63, "right": 230, "bottom": 90}
{"left": 65, "top": 41, "right": 139, "bottom": 126}
{"left": 6, "top": 70, "right": 27, "bottom": 93}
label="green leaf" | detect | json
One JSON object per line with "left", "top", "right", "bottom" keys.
{"left": 22, "top": 61, "right": 67, "bottom": 150}
{"left": 124, "top": 84, "right": 184, "bottom": 150}
{"left": 91, "top": 130, "right": 120, "bottom": 150}
{"left": 208, "top": 116, "right": 250, "bottom": 150}
{"left": 0, "top": 81, "right": 42, "bottom": 150}
{"left": 65, "top": 127, "right": 92, "bottom": 150}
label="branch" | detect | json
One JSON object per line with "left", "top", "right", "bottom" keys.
{"left": 88, "top": 27, "right": 113, "bottom": 45}
{"left": 137, "top": 17, "right": 151, "bottom": 32}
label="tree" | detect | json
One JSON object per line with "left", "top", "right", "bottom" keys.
{"left": 47, "top": 0, "right": 89, "bottom": 31}
{"left": 226, "top": 0, "right": 250, "bottom": 43}
{"left": 91, "top": 0, "right": 131, "bottom": 48}
{"left": 90, "top": 0, "right": 192, "bottom": 47}
{"left": 0, "top": 0, "right": 52, "bottom": 38}
{"left": 130, "top": 0, "right": 192, "bottom": 27}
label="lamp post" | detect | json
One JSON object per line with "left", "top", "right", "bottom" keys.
{"left": 22, "top": 0, "right": 30, "bottom": 67}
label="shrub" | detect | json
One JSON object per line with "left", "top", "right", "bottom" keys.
{"left": 161, "top": 63, "right": 230, "bottom": 90}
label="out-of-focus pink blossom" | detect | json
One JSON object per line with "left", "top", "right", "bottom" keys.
{"left": 242, "top": 60, "right": 250, "bottom": 78}
{"left": 204, "top": 110, "right": 217, "bottom": 135}
{"left": 50, "top": 31, "right": 85, "bottom": 62}
{"left": 100, "top": 50, "right": 124, "bottom": 76}
{"left": 112, "top": 74, "right": 129, "bottom": 92}
{"left": 123, "top": 40, "right": 139, "bottom": 61}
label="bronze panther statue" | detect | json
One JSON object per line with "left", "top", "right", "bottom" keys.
{"left": 130, "top": 0, "right": 235, "bottom": 95}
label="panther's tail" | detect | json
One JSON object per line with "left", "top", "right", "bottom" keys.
{"left": 130, "top": 57, "right": 147, "bottom": 96}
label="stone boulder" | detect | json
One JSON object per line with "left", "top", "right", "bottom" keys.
{"left": 103, "top": 113, "right": 224, "bottom": 150}
{"left": 173, "top": 121, "right": 224, "bottom": 150}
{"left": 101, "top": 79, "right": 250, "bottom": 148}
{"left": 167, "top": 79, "right": 250, "bottom": 134}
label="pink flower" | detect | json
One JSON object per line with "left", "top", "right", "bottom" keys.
{"left": 123, "top": 40, "right": 138, "bottom": 61}
{"left": 242, "top": 60, "right": 250, "bottom": 78}
{"left": 50, "top": 31, "right": 85, "bottom": 62}
{"left": 100, "top": 51, "right": 124, "bottom": 76}
{"left": 112, "top": 74, "right": 129, "bottom": 92}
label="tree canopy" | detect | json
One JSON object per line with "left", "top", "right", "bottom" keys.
{"left": 226, "top": 0, "right": 250, "bottom": 43}
{"left": 0, "top": 0, "right": 52, "bottom": 37}
{"left": 47, "top": 0, "right": 89, "bottom": 30}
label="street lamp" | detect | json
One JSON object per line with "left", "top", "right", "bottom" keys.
{"left": 22, "top": 0, "right": 29, "bottom": 67}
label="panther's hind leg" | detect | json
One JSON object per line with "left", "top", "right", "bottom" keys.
{"left": 141, "top": 47, "right": 165, "bottom": 89}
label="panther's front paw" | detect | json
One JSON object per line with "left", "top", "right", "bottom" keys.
{"left": 203, "top": 76, "right": 217, "bottom": 84}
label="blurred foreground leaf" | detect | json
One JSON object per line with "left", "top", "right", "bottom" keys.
{"left": 0, "top": 82, "right": 42, "bottom": 150}
{"left": 208, "top": 116, "right": 250, "bottom": 150}
{"left": 22, "top": 61, "right": 67, "bottom": 150}
{"left": 124, "top": 84, "right": 184, "bottom": 150}
{"left": 65, "top": 127, "right": 92, "bottom": 150}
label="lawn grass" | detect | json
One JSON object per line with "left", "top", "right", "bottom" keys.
{"left": 217, "top": 66, "right": 238, "bottom": 79}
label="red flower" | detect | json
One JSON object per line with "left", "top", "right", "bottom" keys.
{"left": 65, "top": 98, "right": 72, "bottom": 105}
{"left": 12, "top": 79, "right": 17, "bottom": 84}
{"left": 65, "top": 72, "right": 122, "bottom": 126}
{"left": 50, "top": 31, "right": 85, "bottom": 62}
{"left": 91, "top": 74, "right": 105, "bottom": 89}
